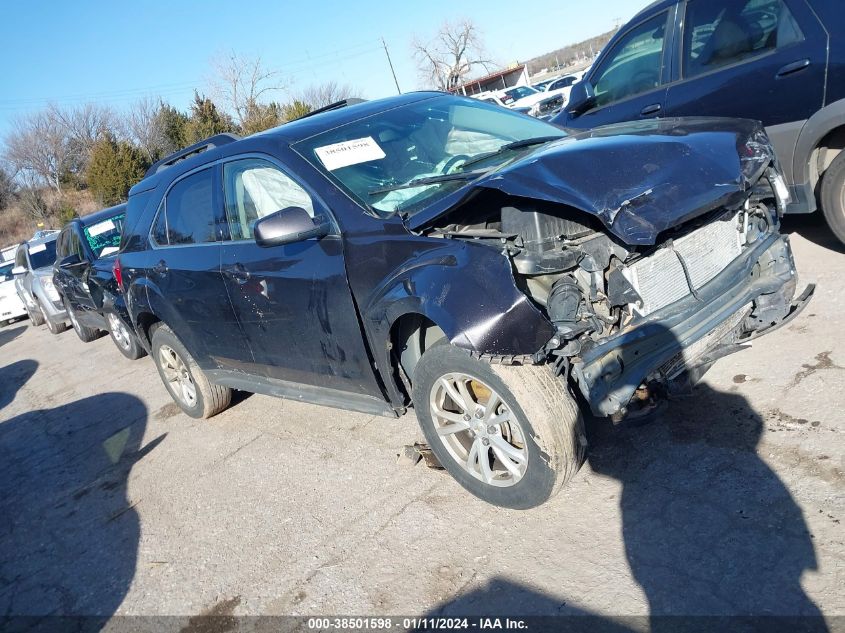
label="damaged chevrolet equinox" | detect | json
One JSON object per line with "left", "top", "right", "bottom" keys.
{"left": 116, "top": 93, "right": 813, "bottom": 508}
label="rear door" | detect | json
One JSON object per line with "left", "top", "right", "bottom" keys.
{"left": 147, "top": 166, "right": 251, "bottom": 371}
{"left": 665, "top": 0, "right": 826, "bottom": 167}
{"left": 218, "top": 154, "right": 384, "bottom": 397}
{"left": 565, "top": 8, "right": 675, "bottom": 129}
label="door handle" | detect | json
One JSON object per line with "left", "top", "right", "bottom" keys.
{"left": 223, "top": 263, "right": 250, "bottom": 284}
{"left": 640, "top": 103, "right": 662, "bottom": 116}
{"left": 776, "top": 59, "right": 810, "bottom": 77}
{"left": 153, "top": 260, "right": 168, "bottom": 275}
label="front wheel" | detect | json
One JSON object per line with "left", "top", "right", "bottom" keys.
{"left": 150, "top": 323, "right": 231, "bottom": 419}
{"left": 27, "top": 302, "right": 45, "bottom": 327}
{"left": 412, "top": 344, "right": 586, "bottom": 509}
{"left": 40, "top": 300, "right": 68, "bottom": 335}
{"left": 65, "top": 298, "right": 99, "bottom": 342}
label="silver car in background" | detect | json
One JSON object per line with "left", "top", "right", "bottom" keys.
{"left": 12, "top": 234, "right": 68, "bottom": 334}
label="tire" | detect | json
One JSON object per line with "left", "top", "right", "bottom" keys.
{"left": 65, "top": 298, "right": 99, "bottom": 343}
{"left": 106, "top": 312, "right": 146, "bottom": 360}
{"left": 28, "top": 303, "right": 45, "bottom": 327}
{"left": 412, "top": 344, "right": 586, "bottom": 509}
{"left": 150, "top": 323, "right": 231, "bottom": 419}
{"left": 820, "top": 150, "right": 845, "bottom": 245}
{"left": 40, "top": 300, "right": 68, "bottom": 335}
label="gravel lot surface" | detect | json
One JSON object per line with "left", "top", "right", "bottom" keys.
{"left": 1, "top": 216, "right": 842, "bottom": 628}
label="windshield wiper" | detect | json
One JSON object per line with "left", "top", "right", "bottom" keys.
{"left": 458, "top": 135, "right": 564, "bottom": 170}
{"left": 368, "top": 169, "right": 490, "bottom": 196}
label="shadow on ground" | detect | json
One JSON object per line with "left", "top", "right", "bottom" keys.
{"left": 0, "top": 377, "right": 165, "bottom": 623}
{"left": 781, "top": 213, "right": 844, "bottom": 254}
{"left": 0, "top": 324, "right": 27, "bottom": 349}
{"left": 428, "top": 382, "right": 828, "bottom": 632}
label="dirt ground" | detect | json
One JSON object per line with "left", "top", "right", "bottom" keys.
{"left": 0, "top": 215, "right": 843, "bottom": 628}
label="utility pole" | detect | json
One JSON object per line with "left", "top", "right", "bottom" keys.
{"left": 381, "top": 37, "right": 401, "bottom": 95}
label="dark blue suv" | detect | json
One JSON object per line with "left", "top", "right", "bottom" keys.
{"left": 114, "top": 93, "right": 810, "bottom": 508}
{"left": 553, "top": 0, "right": 845, "bottom": 242}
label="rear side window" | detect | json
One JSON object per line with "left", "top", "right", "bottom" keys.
{"left": 591, "top": 12, "right": 668, "bottom": 107}
{"left": 222, "top": 159, "right": 314, "bottom": 241}
{"left": 683, "top": 0, "right": 804, "bottom": 78}
{"left": 152, "top": 169, "right": 216, "bottom": 246}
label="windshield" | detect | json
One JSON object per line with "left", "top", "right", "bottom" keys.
{"left": 28, "top": 240, "right": 57, "bottom": 270}
{"left": 83, "top": 212, "right": 125, "bottom": 258}
{"left": 293, "top": 95, "right": 565, "bottom": 217}
{"left": 0, "top": 262, "right": 13, "bottom": 282}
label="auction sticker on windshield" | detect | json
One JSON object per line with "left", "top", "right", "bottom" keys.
{"left": 30, "top": 244, "right": 46, "bottom": 254}
{"left": 315, "top": 136, "right": 386, "bottom": 171}
{"left": 87, "top": 219, "right": 116, "bottom": 237}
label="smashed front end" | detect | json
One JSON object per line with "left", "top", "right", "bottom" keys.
{"left": 414, "top": 118, "right": 814, "bottom": 419}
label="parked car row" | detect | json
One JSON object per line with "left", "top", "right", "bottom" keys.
{"left": 7, "top": 204, "right": 146, "bottom": 359}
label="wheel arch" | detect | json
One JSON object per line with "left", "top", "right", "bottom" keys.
{"left": 134, "top": 311, "right": 161, "bottom": 351}
{"left": 794, "top": 98, "right": 845, "bottom": 195}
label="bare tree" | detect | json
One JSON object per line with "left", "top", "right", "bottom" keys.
{"left": 15, "top": 171, "right": 50, "bottom": 224}
{"left": 5, "top": 110, "right": 71, "bottom": 192}
{"left": 124, "top": 97, "right": 165, "bottom": 162}
{"left": 209, "top": 52, "right": 286, "bottom": 130}
{"left": 300, "top": 82, "right": 360, "bottom": 109}
{"left": 412, "top": 19, "right": 494, "bottom": 91}
{"left": 47, "top": 103, "right": 115, "bottom": 167}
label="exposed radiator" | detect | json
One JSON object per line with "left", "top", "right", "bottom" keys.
{"left": 623, "top": 214, "right": 743, "bottom": 316}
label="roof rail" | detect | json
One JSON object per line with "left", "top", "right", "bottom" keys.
{"left": 145, "top": 133, "right": 241, "bottom": 177}
{"left": 294, "top": 98, "right": 366, "bottom": 121}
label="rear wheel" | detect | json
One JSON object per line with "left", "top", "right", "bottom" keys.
{"left": 65, "top": 298, "right": 99, "bottom": 342}
{"left": 150, "top": 323, "right": 231, "bottom": 419}
{"left": 107, "top": 312, "right": 146, "bottom": 360}
{"left": 820, "top": 150, "right": 845, "bottom": 245}
{"left": 412, "top": 344, "right": 586, "bottom": 509}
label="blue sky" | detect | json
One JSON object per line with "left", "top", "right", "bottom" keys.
{"left": 0, "top": 0, "right": 647, "bottom": 135}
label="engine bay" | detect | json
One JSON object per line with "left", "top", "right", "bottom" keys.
{"left": 420, "top": 174, "right": 786, "bottom": 369}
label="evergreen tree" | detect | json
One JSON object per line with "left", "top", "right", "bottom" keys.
{"left": 184, "top": 92, "right": 235, "bottom": 144}
{"left": 87, "top": 134, "right": 148, "bottom": 206}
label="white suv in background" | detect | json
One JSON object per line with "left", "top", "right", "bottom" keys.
{"left": 474, "top": 85, "right": 564, "bottom": 120}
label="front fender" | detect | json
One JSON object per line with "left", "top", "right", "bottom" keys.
{"left": 363, "top": 239, "right": 554, "bottom": 358}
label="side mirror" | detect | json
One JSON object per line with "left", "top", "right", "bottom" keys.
{"left": 59, "top": 253, "right": 85, "bottom": 269}
{"left": 567, "top": 80, "right": 596, "bottom": 116}
{"left": 11, "top": 265, "right": 27, "bottom": 276}
{"left": 254, "top": 207, "right": 331, "bottom": 248}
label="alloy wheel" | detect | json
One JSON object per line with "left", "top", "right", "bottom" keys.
{"left": 68, "top": 305, "right": 81, "bottom": 332}
{"left": 108, "top": 313, "right": 131, "bottom": 350}
{"left": 429, "top": 372, "right": 529, "bottom": 487}
{"left": 158, "top": 344, "right": 197, "bottom": 407}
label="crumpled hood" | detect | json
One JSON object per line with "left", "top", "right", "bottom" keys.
{"left": 409, "top": 117, "right": 774, "bottom": 246}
